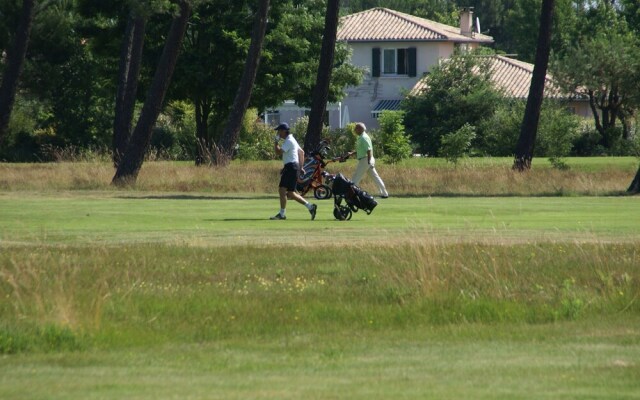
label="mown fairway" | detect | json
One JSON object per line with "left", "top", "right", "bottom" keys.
{"left": 1, "top": 193, "right": 639, "bottom": 245}
{"left": 1, "top": 160, "right": 639, "bottom": 399}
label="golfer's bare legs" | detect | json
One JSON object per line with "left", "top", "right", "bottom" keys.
{"left": 279, "top": 186, "right": 310, "bottom": 208}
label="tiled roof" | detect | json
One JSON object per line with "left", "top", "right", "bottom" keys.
{"left": 488, "top": 55, "right": 565, "bottom": 98}
{"left": 412, "top": 55, "right": 574, "bottom": 99}
{"left": 337, "top": 7, "right": 493, "bottom": 43}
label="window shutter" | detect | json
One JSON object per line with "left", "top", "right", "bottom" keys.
{"left": 372, "top": 48, "right": 380, "bottom": 77}
{"left": 397, "top": 49, "right": 407, "bottom": 75}
{"left": 408, "top": 47, "right": 417, "bottom": 77}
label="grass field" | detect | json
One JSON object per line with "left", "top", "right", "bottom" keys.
{"left": 1, "top": 159, "right": 639, "bottom": 399}
{"left": 2, "top": 156, "right": 638, "bottom": 195}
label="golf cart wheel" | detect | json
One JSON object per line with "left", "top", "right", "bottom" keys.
{"left": 314, "top": 185, "right": 332, "bottom": 200}
{"left": 333, "top": 206, "right": 352, "bottom": 221}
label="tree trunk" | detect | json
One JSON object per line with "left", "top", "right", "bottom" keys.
{"left": 303, "top": 0, "right": 341, "bottom": 153}
{"left": 628, "top": 165, "right": 640, "bottom": 194}
{"left": 215, "top": 0, "right": 270, "bottom": 166}
{"left": 619, "top": 107, "right": 632, "bottom": 140}
{"left": 513, "top": 0, "right": 554, "bottom": 171}
{"left": 112, "top": 0, "right": 191, "bottom": 186}
{"left": 588, "top": 90, "right": 604, "bottom": 136}
{"left": 599, "top": 89, "right": 621, "bottom": 148}
{"left": 589, "top": 88, "right": 624, "bottom": 148}
{"left": 113, "top": 12, "right": 146, "bottom": 167}
{"left": 195, "top": 95, "right": 212, "bottom": 165}
{"left": 0, "top": 0, "right": 36, "bottom": 145}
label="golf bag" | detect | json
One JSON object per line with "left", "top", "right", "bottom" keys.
{"left": 295, "top": 140, "right": 337, "bottom": 200}
{"left": 329, "top": 173, "right": 377, "bottom": 220}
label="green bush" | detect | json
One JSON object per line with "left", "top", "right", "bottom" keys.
{"left": 0, "top": 95, "right": 56, "bottom": 162}
{"left": 0, "top": 325, "right": 30, "bottom": 354}
{"left": 291, "top": 115, "right": 309, "bottom": 143}
{"left": 323, "top": 124, "right": 357, "bottom": 158}
{"left": 237, "top": 108, "right": 277, "bottom": 160}
{"left": 536, "top": 102, "right": 581, "bottom": 159}
{"left": 39, "top": 324, "right": 84, "bottom": 352}
{"left": 440, "top": 123, "right": 477, "bottom": 164}
{"left": 377, "top": 111, "right": 412, "bottom": 164}
{"left": 0, "top": 324, "right": 84, "bottom": 354}
{"left": 403, "top": 51, "right": 502, "bottom": 156}
{"left": 290, "top": 115, "right": 332, "bottom": 153}
{"left": 571, "top": 121, "right": 606, "bottom": 156}
{"left": 478, "top": 100, "right": 581, "bottom": 160}
{"left": 477, "top": 101, "right": 522, "bottom": 156}
{"left": 48, "top": 48, "right": 114, "bottom": 150}
{"left": 151, "top": 101, "right": 197, "bottom": 160}
{"left": 609, "top": 132, "right": 640, "bottom": 156}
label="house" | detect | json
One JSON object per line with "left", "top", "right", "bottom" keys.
{"left": 271, "top": 7, "right": 588, "bottom": 130}
{"left": 411, "top": 55, "right": 592, "bottom": 118}
{"left": 271, "top": 7, "right": 491, "bottom": 129}
{"left": 489, "top": 56, "right": 590, "bottom": 117}
{"left": 337, "top": 7, "right": 494, "bottom": 130}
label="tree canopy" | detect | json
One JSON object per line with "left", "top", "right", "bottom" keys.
{"left": 403, "top": 52, "right": 503, "bottom": 156}
{"left": 0, "top": 0, "right": 639, "bottom": 166}
{"left": 552, "top": 0, "right": 640, "bottom": 148}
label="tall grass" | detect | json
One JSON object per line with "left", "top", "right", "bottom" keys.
{"left": 1, "top": 158, "right": 637, "bottom": 398}
{"left": 1, "top": 157, "right": 637, "bottom": 195}
{"left": 1, "top": 241, "right": 638, "bottom": 353}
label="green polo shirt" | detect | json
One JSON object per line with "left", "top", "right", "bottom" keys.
{"left": 356, "top": 132, "right": 373, "bottom": 159}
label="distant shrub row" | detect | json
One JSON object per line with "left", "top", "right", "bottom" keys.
{"left": 1, "top": 99, "right": 637, "bottom": 163}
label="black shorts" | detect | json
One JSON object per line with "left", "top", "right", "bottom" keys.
{"left": 279, "top": 162, "right": 299, "bottom": 191}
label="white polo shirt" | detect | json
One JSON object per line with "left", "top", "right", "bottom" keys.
{"left": 281, "top": 134, "right": 301, "bottom": 165}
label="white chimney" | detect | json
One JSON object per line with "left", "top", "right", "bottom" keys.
{"left": 460, "top": 7, "right": 474, "bottom": 38}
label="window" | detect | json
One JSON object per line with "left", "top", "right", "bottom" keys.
{"left": 455, "top": 43, "right": 471, "bottom": 53}
{"left": 383, "top": 49, "right": 396, "bottom": 74}
{"left": 383, "top": 48, "right": 408, "bottom": 75}
{"left": 372, "top": 47, "right": 416, "bottom": 78}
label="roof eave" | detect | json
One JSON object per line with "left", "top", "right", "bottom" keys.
{"left": 340, "top": 38, "right": 494, "bottom": 44}
{"left": 454, "top": 38, "right": 494, "bottom": 43}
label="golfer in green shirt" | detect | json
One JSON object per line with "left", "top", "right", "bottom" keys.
{"left": 347, "top": 122, "right": 389, "bottom": 198}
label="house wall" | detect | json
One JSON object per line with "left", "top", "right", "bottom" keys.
{"left": 569, "top": 101, "right": 592, "bottom": 118}
{"left": 270, "top": 40, "right": 459, "bottom": 132}
{"left": 273, "top": 101, "right": 344, "bottom": 132}
{"left": 343, "top": 41, "right": 455, "bottom": 130}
